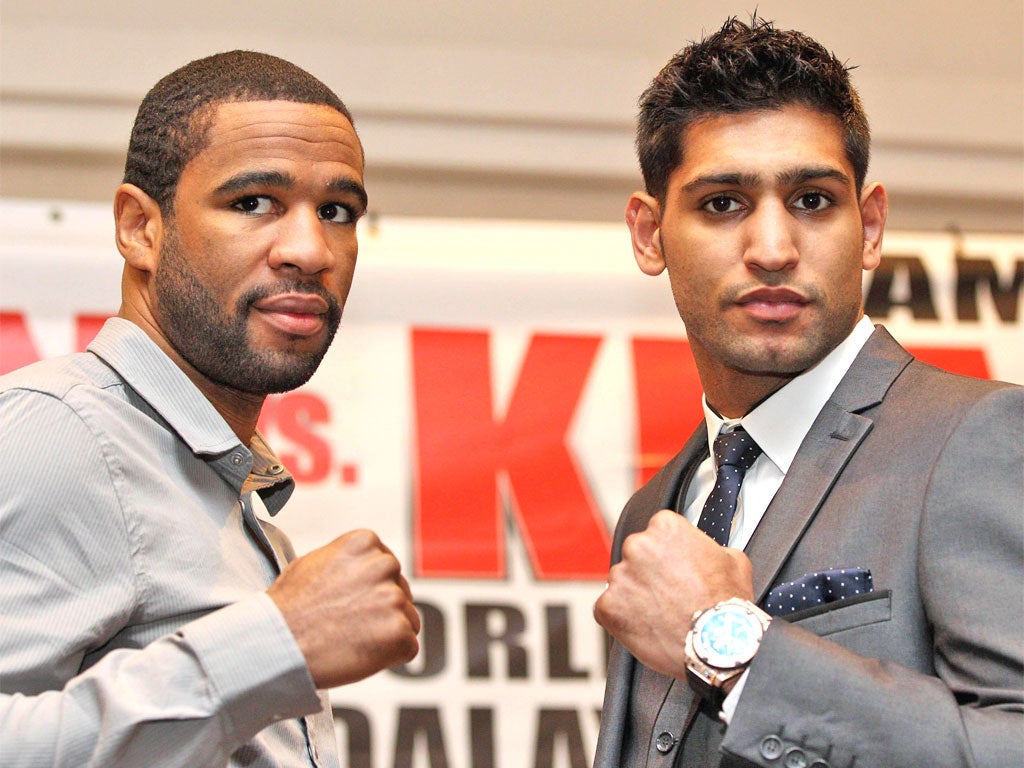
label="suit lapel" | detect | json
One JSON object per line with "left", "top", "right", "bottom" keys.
{"left": 745, "top": 401, "right": 873, "bottom": 601}
{"left": 745, "top": 327, "right": 913, "bottom": 601}
{"left": 661, "top": 429, "right": 709, "bottom": 509}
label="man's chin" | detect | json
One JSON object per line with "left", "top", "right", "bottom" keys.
{"left": 721, "top": 341, "right": 827, "bottom": 378}
{"left": 217, "top": 348, "right": 324, "bottom": 395}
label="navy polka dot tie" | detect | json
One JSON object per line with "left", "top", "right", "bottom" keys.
{"left": 697, "top": 428, "right": 762, "bottom": 546}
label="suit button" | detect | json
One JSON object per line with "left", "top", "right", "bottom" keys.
{"left": 760, "top": 735, "right": 784, "bottom": 760}
{"left": 809, "top": 761, "right": 831, "bottom": 768}
{"left": 783, "top": 747, "right": 808, "bottom": 768}
{"left": 655, "top": 732, "right": 676, "bottom": 753}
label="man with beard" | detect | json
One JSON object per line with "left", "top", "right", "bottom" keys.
{"left": 0, "top": 51, "right": 420, "bottom": 767}
{"left": 592, "top": 17, "right": 1023, "bottom": 768}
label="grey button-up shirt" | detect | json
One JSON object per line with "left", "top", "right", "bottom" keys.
{"left": 0, "top": 318, "right": 339, "bottom": 768}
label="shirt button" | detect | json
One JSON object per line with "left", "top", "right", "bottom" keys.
{"left": 784, "top": 747, "right": 809, "bottom": 768}
{"left": 230, "top": 452, "right": 244, "bottom": 466}
{"left": 655, "top": 731, "right": 676, "bottom": 753}
{"left": 760, "top": 735, "right": 785, "bottom": 760}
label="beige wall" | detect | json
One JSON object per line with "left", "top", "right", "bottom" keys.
{"left": 2, "top": 0, "right": 1021, "bottom": 232}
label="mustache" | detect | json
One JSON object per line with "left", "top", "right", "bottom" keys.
{"left": 237, "top": 281, "right": 341, "bottom": 316}
{"left": 720, "top": 278, "right": 823, "bottom": 304}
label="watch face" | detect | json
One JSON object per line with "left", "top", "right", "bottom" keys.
{"left": 693, "top": 602, "right": 764, "bottom": 669}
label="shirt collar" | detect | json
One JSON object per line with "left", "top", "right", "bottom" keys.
{"left": 88, "top": 318, "right": 294, "bottom": 513}
{"left": 89, "top": 318, "right": 243, "bottom": 454}
{"left": 702, "top": 316, "right": 875, "bottom": 473}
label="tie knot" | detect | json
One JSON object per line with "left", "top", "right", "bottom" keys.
{"left": 713, "top": 428, "right": 762, "bottom": 471}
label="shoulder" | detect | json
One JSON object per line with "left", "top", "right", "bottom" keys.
{"left": 888, "top": 356, "right": 1021, "bottom": 427}
{"left": 1, "top": 350, "right": 124, "bottom": 403}
{"left": 846, "top": 327, "right": 1020, "bottom": 422}
{"left": 0, "top": 357, "right": 136, "bottom": 608}
{"left": 0, "top": 352, "right": 132, "bottom": 519}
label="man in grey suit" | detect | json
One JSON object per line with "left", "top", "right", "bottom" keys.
{"left": 592, "top": 17, "right": 1023, "bottom": 768}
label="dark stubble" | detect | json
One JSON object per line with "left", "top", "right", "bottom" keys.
{"left": 153, "top": 226, "right": 342, "bottom": 395}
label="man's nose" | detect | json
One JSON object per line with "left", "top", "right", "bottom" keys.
{"left": 268, "top": 207, "right": 334, "bottom": 274}
{"left": 742, "top": 201, "right": 799, "bottom": 272}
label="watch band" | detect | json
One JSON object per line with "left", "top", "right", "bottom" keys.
{"left": 684, "top": 649, "right": 748, "bottom": 707}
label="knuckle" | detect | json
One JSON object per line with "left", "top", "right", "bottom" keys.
{"left": 649, "top": 508, "right": 676, "bottom": 529}
{"left": 385, "top": 581, "right": 410, "bottom": 607}
{"left": 345, "top": 528, "right": 381, "bottom": 552}
{"left": 398, "top": 635, "right": 420, "bottom": 663}
{"left": 606, "top": 562, "right": 625, "bottom": 584}
{"left": 620, "top": 533, "right": 642, "bottom": 560}
{"left": 373, "top": 553, "right": 402, "bottom": 583}
{"left": 593, "top": 595, "right": 607, "bottom": 624}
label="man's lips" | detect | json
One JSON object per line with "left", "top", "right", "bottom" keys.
{"left": 735, "top": 287, "right": 809, "bottom": 322}
{"left": 252, "top": 293, "right": 329, "bottom": 336}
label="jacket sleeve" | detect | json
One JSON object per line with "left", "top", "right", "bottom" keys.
{"left": 720, "top": 386, "right": 1024, "bottom": 768}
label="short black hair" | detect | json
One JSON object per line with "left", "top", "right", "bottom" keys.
{"left": 123, "top": 50, "right": 356, "bottom": 213}
{"left": 636, "top": 16, "right": 870, "bottom": 201}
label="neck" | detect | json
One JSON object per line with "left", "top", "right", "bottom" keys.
{"left": 704, "top": 376, "right": 791, "bottom": 420}
{"left": 694, "top": 349, "right": 794, "bottom": 419}
{"left": 118, "top": 305, "right": 263, "bottom": 445}
{"left": 185, "top": 375, "right": 265, "bottom": 446}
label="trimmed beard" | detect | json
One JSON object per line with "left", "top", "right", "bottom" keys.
{"left": 153, "top": 227, "right": 342, "bottom": 395}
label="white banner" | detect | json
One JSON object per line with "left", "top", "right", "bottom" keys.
{"left": 2, "top": 199, "right": 1022, "bottom": 768}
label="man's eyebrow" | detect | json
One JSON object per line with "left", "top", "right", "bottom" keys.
{"left": 328, "top": 178, "right": 369, "bottom": 213}
{"left": 777, "top": 166, "right": 852, "bottom": 187}
{"left": 682, "top": 172, "right": 758, "bottom": 192}
{"left": 681, "top": 166, "right": 852, "bottom": 193}
{"left": 214, "top": 170, "right": 294, "bottom": 196}
{"left": 212, "top": 172, "right": 368, "bottom": 211}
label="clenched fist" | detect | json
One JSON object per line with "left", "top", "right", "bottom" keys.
{"left": 268, "top": 529, "right": 420, "bottom": 688}
{"left": 593, "top": 509, "right": 753, "bottom": 680}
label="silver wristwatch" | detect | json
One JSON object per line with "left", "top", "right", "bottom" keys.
{"left": 684, "top": 597, "right": 772, "bottom": 704}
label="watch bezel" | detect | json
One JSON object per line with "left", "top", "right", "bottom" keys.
{"left": 690, "top": 599, "right": 768, "bottom": 669}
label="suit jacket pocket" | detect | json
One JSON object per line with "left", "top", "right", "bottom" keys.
{"left": 784, "top": 589, "right": 892, "bottom": 637}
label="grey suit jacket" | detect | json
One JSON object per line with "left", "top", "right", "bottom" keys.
{"left": 594, "top": 327, "right": 1023, "bottom": 768}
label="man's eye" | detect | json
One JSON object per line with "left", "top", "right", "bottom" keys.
{"left": 793, "top": 192, "right": 832, "bottom": 211}
{"left": 318, "top": 203, "right": 353, "bottom": 223}
{"left": 703, "top": 196, "right": 741, "bottom": 214}
{"left": 233, "top": 196, "right": 274, "bottom": 215}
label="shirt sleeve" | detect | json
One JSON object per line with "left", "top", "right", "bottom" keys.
{"left": 718, "top": 669, "right": 749, "bottom": 724}
{"left": 0, "top": 388, "right": 321, "bottom": 767}
{"left": 1, "top": 595, "right": 321, "bottom": 767}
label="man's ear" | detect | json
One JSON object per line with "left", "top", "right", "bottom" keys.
{"left": 625, "top": 192, "right": 665, "bottom": 276}
{"left": 859, "top": 181, "right": 887, "bottom": 271}
{"left": 114, "top": 183, "right": 164, "bottom": 274}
